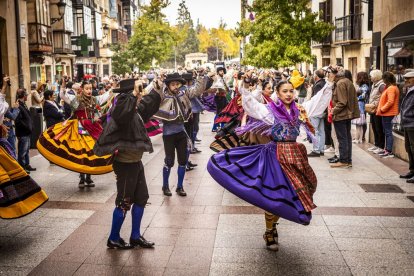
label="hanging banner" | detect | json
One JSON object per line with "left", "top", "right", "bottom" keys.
{"left": 65, "top": 1, "right": 74, "bottom": 32}
{"left": 83, "top": 6, "right": 92, "bottom": 39}
{"left": 95, "top": 12, "right": 102, "bottom": 40}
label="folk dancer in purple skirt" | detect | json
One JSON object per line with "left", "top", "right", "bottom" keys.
{"left": 208, "top": 73, "right": 330, "bottom": 251}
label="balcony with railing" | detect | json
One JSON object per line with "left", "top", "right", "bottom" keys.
{"left": 111, "top": 28, "right": 128, "bottom": 45}
{"left": 28, "top": 23, "right": 53, "bottom": 52}
{"left": 334, "top": 14, "right": 363, "bottom": 45}
{"left": 311, "top": 33, "right": 332, "bottom": 48}
{"left": 53, "top": 32, "right": 73, "bottom": 54}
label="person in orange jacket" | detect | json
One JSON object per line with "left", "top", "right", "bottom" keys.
{"left": 376, "top": 72, "right": 400, "bottom": 158}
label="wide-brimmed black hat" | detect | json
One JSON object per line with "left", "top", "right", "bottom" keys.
{"left": 164, "top": 73, "right": 186, "bottom": 85}
{"left": 216, "top": 66, "right": 227, "bottom": 74}
{"left": 181, "top": 73, "right": 193, "bottom": 82}
{"left": 112, "top": 78, "right": 136, "bottom": 93}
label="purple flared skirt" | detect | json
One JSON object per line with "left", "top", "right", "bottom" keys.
{"left": 207, "top": 142, "right": 312, "bottom": 225}
{"left": 200, "top": 94, "right": 216, "bottom": 112}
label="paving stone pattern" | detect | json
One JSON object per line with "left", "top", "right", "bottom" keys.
{"left": 0, "top": 112, "right": 413, "bottom": 276}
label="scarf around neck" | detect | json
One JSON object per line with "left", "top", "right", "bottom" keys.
{"left": 268, "top": 99, "right": 299, "bottom": 124}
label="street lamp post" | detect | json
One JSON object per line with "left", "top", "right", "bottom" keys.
{"left": 215, "top": 38, "right": 219, "bottom": 62}
{"left": 174, "top": 44, "right": 177, "bottom": 71}
{"left": 51, "top": 0, "right": 67, "bottom": 24}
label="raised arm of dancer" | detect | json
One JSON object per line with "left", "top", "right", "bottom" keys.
{"left": 240, "top": 86, "right": 274, "bottom": 125}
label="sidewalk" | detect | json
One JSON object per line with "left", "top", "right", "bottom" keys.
{"left": 1, "top": 112, "right": 413, "bottom": 276}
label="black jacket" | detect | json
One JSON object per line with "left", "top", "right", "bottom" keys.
{"left": 15, "top": 100, "right": 33, "bottom": 137}
{"left": 311, "top": 78, "right": 326, "bottom": 98}
{"left": 43, "top": 101, "right": 65, "bottom": 128}
{"left": 94, "top": 90, "right": 161, "bottom": 156}
{"left": 401, "top": 88, "right": 414, "bottom": 129}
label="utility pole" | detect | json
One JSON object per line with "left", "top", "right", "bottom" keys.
{"left": 240, "top": 0, "right": 247, "bottom": 61}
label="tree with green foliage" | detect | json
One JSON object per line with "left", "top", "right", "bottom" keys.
{"left": 164, "top": 0, "right": 199, "bottom": 67}
{"left": 237, "top": 0, "right": 334, "bottom": 67}
{"left": 111, "top": 44, "right": 136, "bottom": 75}
{"left": 128, "top": 0, "right": 177, "bottom": 70}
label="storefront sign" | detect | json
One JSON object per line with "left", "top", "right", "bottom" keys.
{"left": 20, "top": 24, "right": 26, "bottom": 38}
{"left": 56, "top": 65, "right": 63, "bottom": 72}
{"left": 83, "top": 6, "right": 92, "bottom": 39}
{"left": 95, "top": 12, "right": 103, "bottom": 40}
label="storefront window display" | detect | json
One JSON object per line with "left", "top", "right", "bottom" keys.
{"left": 30, "top": 65, "right": 42, "bottom": 82}
{"left": 385, "top": 39, "right": 414, "bottom": 135}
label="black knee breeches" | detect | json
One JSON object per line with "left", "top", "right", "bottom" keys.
{"left": 162, "top": 131, "right": 188, "bottom": 167}
{"left": 113, "top": 160, "right": 149, "bottom": 209}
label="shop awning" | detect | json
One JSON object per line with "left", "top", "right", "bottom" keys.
{"left": 393, "top": 47, "right": 413, "bottom": 58}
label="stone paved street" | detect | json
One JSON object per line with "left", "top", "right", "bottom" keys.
{"left": 1, "top": 112, "right": 414, "bottom": 276}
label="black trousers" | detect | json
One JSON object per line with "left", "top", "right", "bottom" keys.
{"left": 214, "top": 95, "right": 227, "bottom": 115}
{"left": 405, "top": 128, "right": 414, "bottom": 173}
{"left": 113, "top": 160, "right": 149, "bottom": 208}
{"left": 163, "top": 131, "right": 188, "bottom": 167}
{"left": 324, "top": 116, "right": 333, "bottom": 146}
{"left": 334, "top": 119, "right": 352, "bottom": 163}
{"left": 371, "top": 113, "right": 385, "bottom": 148}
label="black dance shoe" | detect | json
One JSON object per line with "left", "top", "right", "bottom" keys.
{"left": 85, "top": 177, "right": 95, "bottom": 187}
{"left": 176, "top": 187, "right": 187, "bottom": 197}
{"left": 26, "top": 165, "right": 36, "bottom": 171}
{"left": 188, "top": 161, "right": 198, "bottom": 167}
{"left": 107, "top": 238, "right": 134, "bottom": 249}
{"left": 79, "top": 178, "right": 85, "bottom": 189}
{"left": 162, "top": 187, "right": 172, "bottom": 196}
{"left": 400, "top": 172, "right": 414, "bottom": 179}
{"left": 186, "top": 166, "right": 194, "bottom": 172}
{"left": 130, "top": 236, "right": 155, "bottom": 248}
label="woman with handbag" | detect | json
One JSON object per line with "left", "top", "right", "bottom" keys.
{"left": 366, "top": 70, "right": 386, "bottom": 153}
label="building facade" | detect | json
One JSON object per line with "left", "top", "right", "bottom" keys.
{"left": 0, "top": 0, "right": 31, "bottom": 103}
{"left": 311, "top": 0, "right": 413, "bottom": 161}
{"left": 311, "top": 0, "right": 373, "bottom": 79}
{"left": 371, "top": 0, "right": 414, "bottom": 161}
{"left": 372, "top": 0, "right": 414, "bottom": 73}
{"left": 0, "top": 0, "right": 141, "bottom": 106}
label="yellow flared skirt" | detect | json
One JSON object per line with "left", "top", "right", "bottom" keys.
{"left": 0, "top": 146, "right": 48, "bottom": 219}
{"left": 36, "top": 119, "right": 113, "bottom": 175}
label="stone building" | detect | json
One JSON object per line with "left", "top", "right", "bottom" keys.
{"left": 371, "top": 0, "right": 414, "bottom": 161}
{"left": 0, "top": 0, "right": 31, "bottom": 103}
{"left": 311, "top": 0, "right": 373, "bottom": 79}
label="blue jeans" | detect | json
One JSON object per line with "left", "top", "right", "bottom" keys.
{"left": 7, "top": 130, "right": 16, "bottom": 156}
{"left": 310, "top": 116, "right": 325, "bottom": 153}
{"left": 382, "top": 116, "right": 394, "bottom": 152}
{"left": 17, "top": 136, "right": 30, "bottom": 168}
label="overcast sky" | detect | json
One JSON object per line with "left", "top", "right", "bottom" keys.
{"left": 160, "top": 0, "right": 241, "bottom": 29}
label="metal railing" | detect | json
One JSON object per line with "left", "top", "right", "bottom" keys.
{"left": 312, "top": 33, "right": 332, "bottom": 47}
{"left": 335, "top": 14, "right": 363, "bottom": 43}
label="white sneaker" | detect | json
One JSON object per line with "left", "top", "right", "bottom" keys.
{"left": 382, "top": 152, "right": 395, "bottom": 158}
{"left": 374, "top": 149, "right": 385, "bottom": 154}
{"left": 324, "top": 147, "right": 335, "bottom": 153}
{"left": 367, "top": 146, "right": 378, "bottom": 152}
